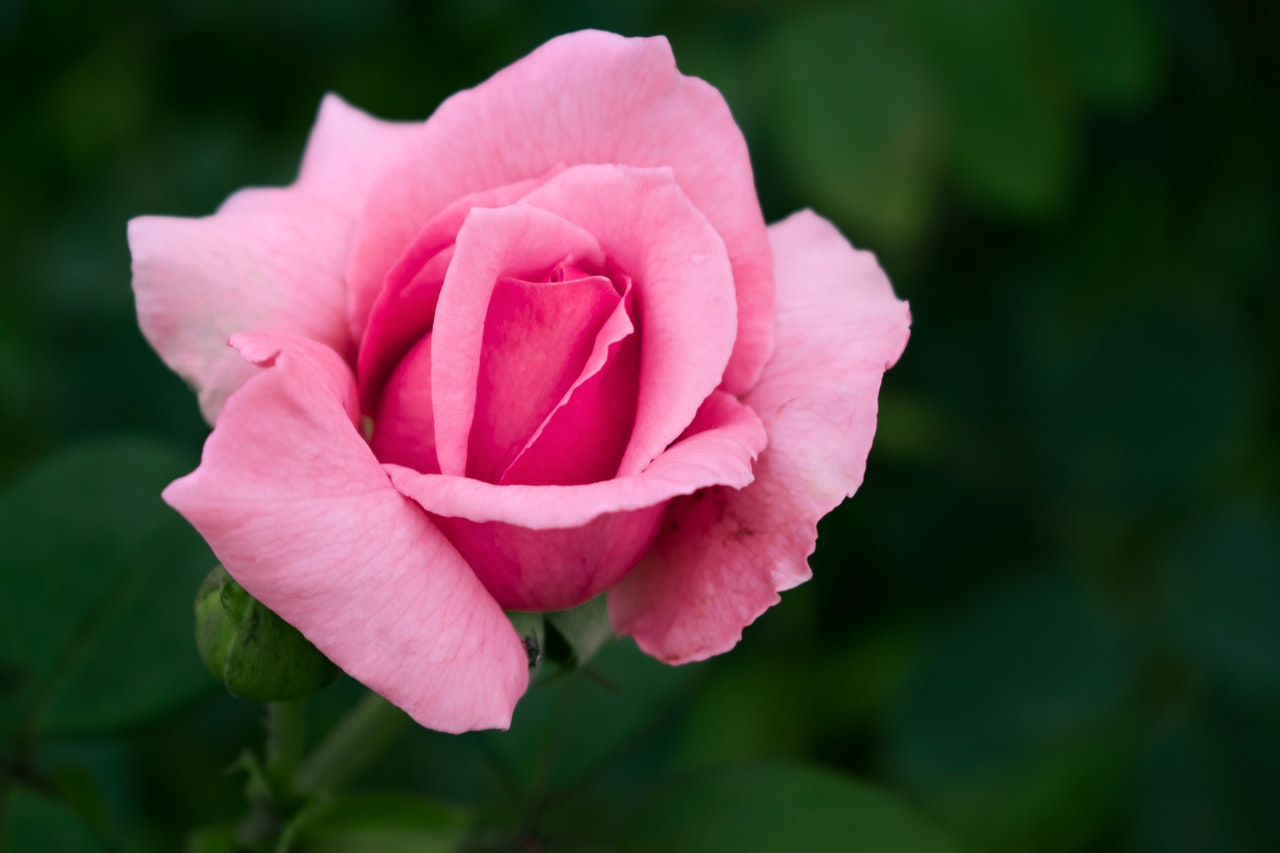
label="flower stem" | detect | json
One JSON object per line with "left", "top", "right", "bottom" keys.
{"left": 264, "top": 700, "right": 306, "bottom": 802}
{"left": 294, "top": 691, "right": 409, "bottom": 797}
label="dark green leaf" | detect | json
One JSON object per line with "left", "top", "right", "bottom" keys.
{"left": 1164, "top": 507, "right": 1280, "bottom": 700}
{"left": 185, "top": 823, "right": 238, "bottom": 853}
{"left": 0, "top": 437, "right": 214, "bottom": 737}
{"left": 291, "top": 794, "right": 468, "bottom": 853}
{"left": 889, "top": 570, "right": 1135, "bottom": 851}
{"left": 0, "top": 785, "right": 110, "bottom": 853}
{"left": 1043, "top": 0, "right": 1163, "bottom": 106}
{"left": 1133, "top": 709, "right": 1269, "bottom": 853}
{"left": 484, "top": 638, "right": 697, "bottom": 796}
{"left": 766, "top": 4, "right": 945, "bottom": 249}
{"left": 893, "top": 0, "right": 1074, "bottom": 213}
{"left": 622, "top": 763, "right": 961, "bottom": 853}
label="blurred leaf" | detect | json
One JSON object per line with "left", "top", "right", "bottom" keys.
{"left": 484, "top": 638, "right": 697, "bottom": 796}
{"left": 1133, "top": 710, "right": 1267, "bottom": 853}
{"left": 291, "top": 794, "right": 468, "bottom": 853}
{"left": 893, "top": 0, "right": 1074, "bottom": 213}
{"left": 1043, "top": 0, "right": 1162, "bottom": 106}
{"left": 889, "top": 570, "right": 1135, "bottom": 851}
{"left": 49, "top": 764, "right": 113, "bottom": 840}
{"left": 621, "top": 763, "right": 961, "bottom": 853}
{"left": 0, "top": 437, "right": 213, "bottom": 737}
{"left": 0, "top": 785, "right": 110, "bottom": 852}
{"left": 1025, "top": 308, "right": 1252, "bottom": 513}
{"left": 1163, "top": 507, "right": 1280, "bottom": 700}
{"left": 765, "top": 4, "right": 944, "bottom": 249}
{"left": 186, "top": 823, "right": 237, "bottom": 853}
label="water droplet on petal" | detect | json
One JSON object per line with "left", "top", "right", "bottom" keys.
{"left": 690, "top": 253, "right": 705, "bottom": 265}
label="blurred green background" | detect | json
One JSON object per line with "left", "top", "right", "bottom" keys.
{"left": 2, "top": 0, "right": 1278, "bottom": 850}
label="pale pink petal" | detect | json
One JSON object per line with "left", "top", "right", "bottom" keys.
{"left": 163, "top": 330, "right": 528, "bottom": 732}
{"left": 608, "top": 211, "right": 911, "bottom": 664}
{"left": 129, "top": 210, "right": 353, "bottom": 423}
{"left": 429, "top": 205, "right": 604, "bottom": 475}
{"left": 345, "top": 30, "right": 772, "bottom": 394}
{"left": 469, "top": 273, "right": 621, "bottom": 483}
{"left": 518, "top": 165, "right": 738, "bottom": 476}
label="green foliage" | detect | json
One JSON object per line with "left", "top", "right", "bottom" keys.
{"left": 289, "top": 795, "right": 469, "bottom": 853}
{"left": 622, "top": 763, "right": 961, "bottom": 853}
{"left": 0, "top": 438, "right": 213, "bottom": 738}
{"left": 0, "top": 786, "right": 110, "bottom": 853}
{"left": 767, "top": 4, "right": 945, "bottom": 250}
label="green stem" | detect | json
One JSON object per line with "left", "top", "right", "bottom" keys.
{"left": 264, "top": 700, "right": 306, "bottom": 803}
{"left": 294, "top": 691, "right": 409, "bottom": 797}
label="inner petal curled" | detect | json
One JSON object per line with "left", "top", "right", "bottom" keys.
{"left": 467, "top": 269, "right": 624, "bottom": 484}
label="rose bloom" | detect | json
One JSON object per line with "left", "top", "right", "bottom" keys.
{"left": 131, "top": 31, "right": 910, "bottom": 732}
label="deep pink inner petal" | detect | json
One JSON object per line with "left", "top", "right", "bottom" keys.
{"left": 468, "top": 273, "right": 620, "bottom": 483}
{"left": 500, "top": 281, "right": 639, "bottom": 486}
{"left": 429, "top": 206, "right": 605, "bottom": 476}
{"left": 370, "top": 332, "right": 440, "bottom": 475}
{"left": 357, "top": 243, "right": 453, "bottom": 414}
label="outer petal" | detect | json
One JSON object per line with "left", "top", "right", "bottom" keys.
{"left": 608, "top": 211, "right": 911, "bottom": 664}
{"left": 132, "top": 95, "right": 416, "bottom": 423}
{"left": 129, "top": 210, "right": 354, "bottom": 422}
{"left": 345, "top": 30, "right": 773, "bottom": 393}
{"left": 163, "top": 331, "right": 529, "bottom": 732}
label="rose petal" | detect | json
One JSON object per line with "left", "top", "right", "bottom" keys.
{"left": 163, "top": 330, "right": 529, "bottom": 732}
{"left": 518, "top": 165, "right": 738, "bottom": 476}
{"left": 356, "top": 174, "right": 559, "bottom": 404}
{"left": 469, "top": 273, "right": 621, "bottom": 483}
{"left": 607, "top": 210, "right": 911, "bottom": 664}
{"left": 432, "top": 506, "right": 666, "bottom": 612}
{"left": 429, "top": 205, "right": 605, "bottom": 475}
{"left": 345, "top": 30, "right": 772, "bottom": 393}
{"left": 129, "top": 209, "right": 354, "bottom": 423}
{"left": 388, "top": 390, "right": 764, "bottom": 529}
{"left": 500, "top": 282, "right": 639, "bottom": 486}
{"left": 370, "top": 332, "right": 441, "bottom": 475}
{"left": 391, "top": 391, "right": 765, "bottom": 612}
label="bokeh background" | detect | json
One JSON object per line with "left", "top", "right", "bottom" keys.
{"left": 2, "top": 0, "right": 1277, "bottom": 850}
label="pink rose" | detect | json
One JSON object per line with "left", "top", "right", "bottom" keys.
{"left": 130, "top": 31, "right": 910, "bottom": 732}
